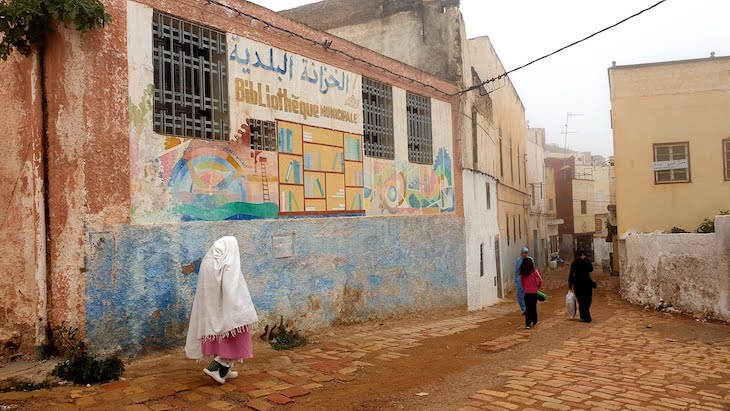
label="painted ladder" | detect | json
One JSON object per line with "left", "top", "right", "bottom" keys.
{"left": 261, "top": 158, "right": 270, "bottom": 203}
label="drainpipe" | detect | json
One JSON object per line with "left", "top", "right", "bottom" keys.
{"left": 34, "top": 46, "right": 51, "bottom": 359}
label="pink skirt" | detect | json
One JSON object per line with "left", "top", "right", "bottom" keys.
{"left": 201, "top": 329, "right": 253, "bottom": 360}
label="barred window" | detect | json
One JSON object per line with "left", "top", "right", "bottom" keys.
{"left": 249, "top": 119, "right": 276, "bottom": 151}
{"left": 653, "top": 142, "right": 690, "bottom": 183}
{"left": 153, "top": 12, "right": 229, "bottom": 140}
{"left": 407, "top": 92, "right": 433, "bottom": 164}
{"left": 362, "top": 77, "right": 394, "bottom": 159}
{"left": 722, "top": 138, "right": 730, "bottom": 181}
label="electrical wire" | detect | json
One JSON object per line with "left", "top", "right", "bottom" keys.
{"left": 204, "top": 0, "right": 450, "bottom": 97}
{"left": 454, "top": 0, "right": 669, "bottom": 96}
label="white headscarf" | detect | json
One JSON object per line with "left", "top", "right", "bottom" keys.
{"left": 185, "top": 236, "right": 259, "bottom": 359}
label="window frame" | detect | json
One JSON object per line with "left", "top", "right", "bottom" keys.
{"left": 724, "top": 138, "right": 730, "bottom": 182}
{"left": 406, "top": 91, "right": 433, "bottom": 165}
{"left": 249, "top": 119, "right": 277, "bottom": 152}
{"left": 362, "top": 77, "right": 395, "bottom": 160}
{"left": 581, "top": 200, "right": 587, "bottom": 215}
{"left": 152, "top": 11, "right": 229, "bottom": 141}
{"left": 652, "top": 142, "right": 691, "bottom": 184}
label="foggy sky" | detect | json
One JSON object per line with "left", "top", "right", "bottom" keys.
{"left": 249, "top": 0, "right": 730, "bottom": 156}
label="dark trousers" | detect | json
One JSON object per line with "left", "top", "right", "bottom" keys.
{"left": 525, "top": 293, "right": 538, "bottom": 327}
{"left": 576, "top": 290, "right": 592, "bottom": 322}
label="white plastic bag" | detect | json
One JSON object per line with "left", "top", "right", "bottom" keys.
{"left": 566, "top": 290, "right": 577, "bottom": 319}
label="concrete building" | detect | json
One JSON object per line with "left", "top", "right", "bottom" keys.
{"left": 283, "top": 0, "right": 530, "bottom": 310}
{"left": 0, "top": 0, "right": 464, "bottom": 356}
{"left": 544, "top": 166, "right": 562, "bottom": 262}
{"left": 609, "top": 55, "right": 730, "bottom": 236}
{"left": 525, "top": 128, "right": 548, "bottom": 269}
{"left": 544, "top": 144, "right": 615, "bottom": 265}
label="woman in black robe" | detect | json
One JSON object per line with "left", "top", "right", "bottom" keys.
{"left": 568, "top": 249, "right": 597, "bottom": 322}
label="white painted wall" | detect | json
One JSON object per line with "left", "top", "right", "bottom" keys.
{"left": 620, "top": 215, "right": 730, "bottom": 321}
{"left": 592, "top": 237, "right": 611, "bottom": 267}
{"left": 464, "top": 171, "right": 500, "bottom": 309}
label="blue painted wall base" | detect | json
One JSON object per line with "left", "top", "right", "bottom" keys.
{"left": 86, "top": 215, "right": 466, "bottom": 354}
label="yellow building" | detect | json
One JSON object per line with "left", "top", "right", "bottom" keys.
{"left": 609, "top": 56, "right": 730, "bottom": 236}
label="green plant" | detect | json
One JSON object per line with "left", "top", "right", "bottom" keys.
{"left": 670, "top": 227, "right": 688, "bottom": 233}
{"left": 695, "top": 210, "right": 730, "bottom": 234}
{"left": 50, "top": 323, "right": 124, "bottom": 384}
{"left": 0, "top": 0, "right": 111, "bottom": 60}
{"left": 269, "top": 321, "right": 308, "bottom": 351}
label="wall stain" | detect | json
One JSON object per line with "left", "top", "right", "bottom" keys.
{"left": 307, "top": 295, "right": 321, "bottom": 311}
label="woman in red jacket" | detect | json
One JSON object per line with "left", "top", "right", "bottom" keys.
{"left": 519, "top": 257, "right": 543, "bottom": 329}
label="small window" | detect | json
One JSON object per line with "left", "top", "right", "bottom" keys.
{"left": 152, "top": 12, "right": 229, "bottom": 140}
{"left": 506, "top": 215, "right": 510, "bottom": 246}
{"left": 512, "top": 215, "right": 516, "bottom": 242}
{"left": 362, "top": 77, "right": 394, "bottom": 159}
{"left": 531, "top": 184, "right": 535, "bottom": 205}
{"left": 581, "top": 200, "right": 587, "bottom": 214}
{"left": 510, "top": 140, "right": 514, "bottom": 182}
{"left": 653, "top": 142, "right": 690, "bottom": 184}
{"left": 479, "top": 243, "right": 485, "bottom": 277}
{"left": 485, "top": 182, "right": 491, "bottom": 209}
{"left": 249, "top": 119, "right": 276, "bottom": 151}
{"left": 406, "top": 92, "right": 433, "bottom": 164}
{"left": 724, "top": 138, "right": 730, "bottom": 181}
{"left": 517, "top": 147, "right": 521, "bottom": 186}
{"left": 499, "top": 132, "right": 504, "bottom": 177}
{"left": 518, "top": 215, "right": 522, "bottom": 239}
{"left": 549, "top": 198, "right": 554, "bottom": 211}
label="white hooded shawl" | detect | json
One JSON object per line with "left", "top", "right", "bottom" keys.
{"left": 185, "top": 236, "right": 259, "bottom": 359}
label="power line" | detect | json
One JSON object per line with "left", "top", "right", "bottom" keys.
{"left": 455, "top": 0, "right": 669, "bottom": 96}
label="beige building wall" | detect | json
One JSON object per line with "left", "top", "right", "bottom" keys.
{"left": 609, "top": 56, "right": 730, "bottom": 236}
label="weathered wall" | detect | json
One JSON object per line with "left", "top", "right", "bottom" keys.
{"left": 463, "top": 171, "right": 499, "bottom": 309}
{"left": 86, "top": 215, "right": 466, "bottom": 353}
{"left": 281, "top": 0, "right": 464, "bottom": 84}
{"left": 620, "top": 215, "right": 730, "bottom": 321}
{"left": 42, "top": 0, "right": 132, "bottom": 340}
{"left": 128, "top": 1, "right": 456, "bottom": 223}
{"left": 78, "top": 0, "right": 465, "bottom": 354}
{"left": 526, "top": 128, "right": 547, "bottom": 268}
{"left": 0, "top": 51, "right": 44, "bottom": 356}
{"left": 610, "top": 57, "right": 730, "bottom": 236}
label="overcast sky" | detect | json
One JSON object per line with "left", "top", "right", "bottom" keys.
{"left": 249, "top": 0, "right": 730, "bottom": 156}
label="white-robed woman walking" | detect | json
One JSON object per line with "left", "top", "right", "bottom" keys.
{"left": 185, "top": 236, "right": 258, "bottom": 384}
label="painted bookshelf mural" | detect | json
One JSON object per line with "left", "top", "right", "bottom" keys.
{"left": 277, "top": 121, "right": 365, "bottom": 215}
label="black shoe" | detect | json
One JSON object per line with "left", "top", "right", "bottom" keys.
{"left": 579, "top": 319, "right": 592, "bottom": 323}
{"left": 521, "top": 312, "right": 525, "bottom": 316}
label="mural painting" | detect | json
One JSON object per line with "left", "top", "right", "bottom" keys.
{"left": 129, "top": 16, "right": 452, "bottom": 223}
{"left": 364, "top": 147, "right": 454, "bottom": 215}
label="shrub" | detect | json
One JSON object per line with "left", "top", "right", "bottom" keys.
{"left": 50, "top": 323, "right": 124, "bottom": 384}
{"left": 695, "top": 210, "right": 730, "bottom": 234}
{"left": 670, "top": 227, "right": 688, "bottom": 233}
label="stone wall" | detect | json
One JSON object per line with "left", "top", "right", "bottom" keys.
{"left": 620, "top": 215, "right": 730, "bottom": 321}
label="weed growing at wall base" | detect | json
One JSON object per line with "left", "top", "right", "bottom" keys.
{"left": 50, "top": 323, "right": 124, "bottom": 385}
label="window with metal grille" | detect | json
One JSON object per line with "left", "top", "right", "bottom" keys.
{"left": 653, "top": 142, "right": 690, "bottom": 183}
{"left": 249, "top": 119, "right": 276, "bottom": 151}
{"left": 581, "top": 200, "right": 587, "bottom": 214}
{"left": 362, "top": 77, "right": 394, "bottom": 159}
{"left": 406, "top": 92, "right": 433, "bottom": 164}
{"left": 153, "top": 12, "right": 229, "bottom": 140}
{"left": 724, "top": 139, "right": 730, "bottom": 181}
